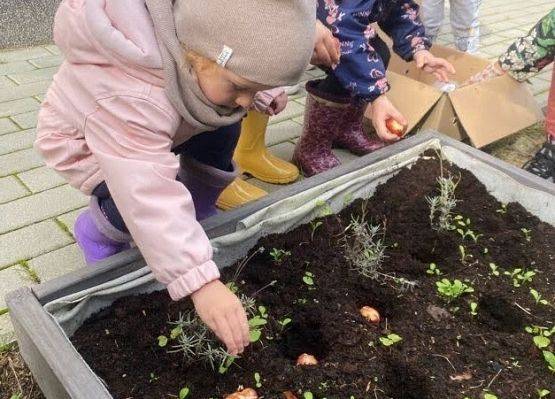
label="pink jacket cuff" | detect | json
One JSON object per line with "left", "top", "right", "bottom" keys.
{"left": 166, "top": 259, "right": 221, "bottom": 301}
{"left": 251, "top": 88, "right": 288, "bottom": 116}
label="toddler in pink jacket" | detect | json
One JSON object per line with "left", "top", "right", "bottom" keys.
{"left": 35, "top": 0, "right": 316, "bottom": 355}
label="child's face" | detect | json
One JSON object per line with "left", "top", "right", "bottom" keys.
{"left": 187, "top": 52, "right": 272, "bottom": 109}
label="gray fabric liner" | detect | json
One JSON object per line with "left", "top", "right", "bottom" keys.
{"left": 43, "top": 138, "right": 554, "bottom": 385}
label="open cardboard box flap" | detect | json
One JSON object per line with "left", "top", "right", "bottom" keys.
{"left": 382, "top": 42, "right": 544, "bottom": 147}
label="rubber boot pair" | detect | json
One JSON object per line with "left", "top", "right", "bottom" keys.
{"left": 75, "top": 156, "right": 237, "bottom": 264}
{"left": 293, "top": 80, "right": 385, "bottom": 177}
{"left": 217, "top": 110, "right": 299, "bottom": 210}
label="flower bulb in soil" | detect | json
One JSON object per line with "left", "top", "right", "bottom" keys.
{"left": 360, "top": 306, "right": 381, "bottom": 324}
{"left": 224, "top": 388, "right": 258, "bottom": 399}
{"left": 283, "top": 391, "right": 298, "bottom": 399}
{"left": 296, "top": 353, "right": 318, "bottom": 366}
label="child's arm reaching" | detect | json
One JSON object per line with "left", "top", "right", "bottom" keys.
{"left": 84, "top": 94, "right": 249, "bottom": 355}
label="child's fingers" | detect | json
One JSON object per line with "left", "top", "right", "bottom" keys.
{"left": 226, "top": 312, "right": 247, "bottom": 354}
{"left": 325, "top": 35, "right": 341, "bottom": 64}
{"left": 313, "top": 45, "right": 332, "bottom": 67}
{"left": 215, "top": 316, "right": 240, "bottom": 355}
{"left": 391, "top": 108, "right": 408, "bottom": 127}
{"left": 374, "top": 117, "right": 400, "bottom": 142}
{"left": 235, "top": 306, "right": 251, "bottom": 346}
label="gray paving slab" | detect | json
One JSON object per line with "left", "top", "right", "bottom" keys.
{"left": 0, "top": 266, "right": 33, "bottom": 309}
{"left": 269, "top": 101, "right": 305, "bottom": 125}
{"left": 11, "top": 110, "right": 39, "bottom": 130}
{"left": 0, "top": 118, "right": 19, "bottom": 135}
{"left": 0, "top": 129, "right": 36, "bottom": 155}
{"left": 18, "top": 166, "right": 66, "bottom": 193}
{"left": 0, "top": 61, "right": 36, "bottom": 76}
{"left": 0, "top": 98, "right": 39, "bottom": 118}
{"left": 0, "top": 220, "right": 73, "bottom": 269}
{"left": 0, "top": 176, "right": 29, "bottom": 204}
{"left": 0, "top": 148, "right": 44, "bottom": 176}
{"left": 266, "top": 120, "right": 303, "bottom": 146}
{"left": 30, "top": 244, "right": 86, "bottom": 283}
{"left": 0, "top": 313, "right": 14, "bottom": 346}
{"left": 28, "top": 55, "right": 63, "bottom": 69}
{"left": 0, "top": 80, "right": 51, "bottom": 103}
{"left": 8, "top": 66, "right": 58, "bottom": 85}
{"left": 57, "top": 207, "right": 86, "bottom": 236}
{"left": 0, "top": 185, "right": 88, "bottom": 234}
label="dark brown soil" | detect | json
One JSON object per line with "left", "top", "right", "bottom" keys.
{"left": 72, "top": 154, "right": 555, "bottom": 399}
{"left": 0, "top": 345, "right": 45, "bottom": 399}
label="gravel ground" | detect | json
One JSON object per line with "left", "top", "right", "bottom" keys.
{"left": 0, "top": 0, "right": 60, "bottom": 49}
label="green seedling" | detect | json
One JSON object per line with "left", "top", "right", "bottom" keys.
{"left": 179, "top": 387, "right": 190, "bottom": 399}
{"left": 309, "top": 220, "right": 323, "bottom": 240}
{"left": 379, "top": 333, "right": 403, "bottom": 346}
{"left": 303, "top": 392, "right": 314, "bottom": 399}
{"left": 149, "top": 372, "right": 159, "bottom": 383}
{"left": 496, "top": 203, "right": 507, "bottom": 214}
{"left": 426, "top": 173, "right": 459, "bottom": 232}
{"left": 426, "top": 263, "right": 442, "bottom": 276}
{"left": 489, "top": 263, "right": 500, "bottom": 277}
{"left": 537, "top": 389, "right": 550, "bottom": 398}
{"left": 504, "top": 268, "right": 536, "bottom": 287}
{"left": 484, "top": 393, "right": 498, "bottom": 399}
{"left": 521, "top": 228, "right": 532, "bottom": 242}
{"left": 470, "top": 302, "right": 478, "bottom": 316}
{"left": 248, "top": 306, "right": 269, "bottom": 343}
{"left": 526, "top": 325, "right": 554, "bottom": 350}
{"left": 543, "top": 351, "right": 555, "bottom": 372}
{"left": 218, "top": 355, "right": 236, "bottom": 375}
{"left": 303, "top": 271, "right": 315, "bottom": 286}
{"left": 157, "top": 335, "right": 168, "bottom": 347}
{"left": 254, "top": 372, "right": 262, "bottom": 388}
{"left": 10, "top": 395, "right": 23, "bottom": 399}
{"left": 269, "top": 248, "right": 291, "bottom": 264}
{"left": 454, "top": 215, "right": 483, "bottom": 242}
{"left": 436, "top": 279, "right": 474, "bottom": 303}
{"left": 530, "top": 289, "right": 550, "bottom": 306}
{"left": 483, "top": 247, "right": 489, "bottom": 255}
{"left": 534, "top": 336, "right": 551, "bottom": 349}
{"left": 458, "top": 245, "right": 473, "bottom": 265}
{"left": 278, "top": 317, "right": 292, "bottom": 329}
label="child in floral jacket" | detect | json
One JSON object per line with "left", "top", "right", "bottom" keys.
{"left": 293, "top": 0, "right": 456, "bottom": 176}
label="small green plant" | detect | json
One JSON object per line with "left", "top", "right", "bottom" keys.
{"left": 343, "top": 216, "right": 387, "bottom": 280}
{"left": 537, "top": 388, "right": 550, "bottom": 398}
{"left": 309, "top": 220, "right": 323, "bottom": 240}
{"left": 248, "top": 306, "right": 269, "bottom": 343}
{"left": 149, "top": 372, "right": 159, "bottom": 383}
{"left": 436, "top": 279, "right": 474, "bottom": 303}
{"left": 303, "top": 271, "right": 315, "bottom": 286}
{"left": 470, "top": 302, "right": 478, "bottom": 316}
{"left": 303, "top": 392, "right": 314, "bottom": 399}
{"left": 484, "top": 393, "right": 498, "bottom": 399}
{"left": 526, "top": 325, "right": 554, "bottom": 350}
{"left": 504, "top": 268, "right": 536, "bottom": 287}
{"left": 179, "top": 387, "right": 190, "bottom": 399}
{"left": 530, "top": 289, "right": 550, "bottom": 306}
{"left": 426, "top": 173, "right": 459, "bottom": 232}
{"left": 379, "top": 333, "right": 403, "bottom": 346}
{"left": 426, "top": 263, "right": 442, "bottom": 276}
{"left": 254, "top": 372, "right": 262, "bottom": 388}
{"left": 489, "top": 263, "right": 500, "bottom": 277}
{"left": 458, "top": 245, "right": 473, "bottom": 265}
{"left": 453, "top": 215, "right": 483, "bottom": 242}
{"left": 521, "top": 228, "right": 532, "bottom": 242}
{"left": 543, "top": 351, "right": 555, "bottom": 372}
{"left": 496, "top": 203, "right": 507, "bottom": 214}
{"left": 269, "top": 248, "right": 291, "bottom": 264}
{"left": 157, "top": 335, "right": 168, "bottom": 347}
{"left": 278, "top": 317, "right": 292, "bottom": 329}
{"left": 10, "top": 395, "right": 23, "bottom": 399}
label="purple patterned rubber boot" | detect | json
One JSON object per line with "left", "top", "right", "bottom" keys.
{"left": 292, "top": 81, "right": 341, "bottom": 177}
{"left": 178, "top": 156, "right": 238, "bottom": 220}
{"left": 333, "top": 101, "right": 386, "bottom": 155}
{"left": 74, "top": 197, "right": 132, "bottom": 265}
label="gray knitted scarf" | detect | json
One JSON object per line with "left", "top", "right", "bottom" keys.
{"left": 145, "top": 0, "right": 246, "bottom": 131}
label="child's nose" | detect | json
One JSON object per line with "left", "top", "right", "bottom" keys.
{"left": 235, "top": 94, "right": 254, "bottom": 109}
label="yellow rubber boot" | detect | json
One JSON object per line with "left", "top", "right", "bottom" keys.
{"left": 216, "top": 178, "right": 267, "bottom": 210}
{"left": 234, "top": 110, "right": 299, "bottom": 184}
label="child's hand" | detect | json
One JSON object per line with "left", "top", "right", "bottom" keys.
{"left": 191, "top": 279, "right": 250, "bottom": 356}
{"left": 311, "top": 20, "right": 340, "bottom": 68}
{"left": 462, "top": 62, "right": 506, "bottom": 87}
{"left": 365, "top": 95, "right": 408, "bottom": 142}
{"left": 414, "top": 50, "right": 456, "bottom": 82}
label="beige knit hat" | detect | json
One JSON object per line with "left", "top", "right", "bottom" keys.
{"left": 174, "top": 0, "right": 316, "bottom": 87}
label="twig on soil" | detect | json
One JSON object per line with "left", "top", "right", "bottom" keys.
{"left": 431, "top": 354, "right": 457, "bottom": 372}
{"left": 514, "top": 301, "right": 545, "bottom": 321}
{"left": 8, "top": 355, "right": 23, "bottom": 395}
{"left": 485, "top": 368, "right": 503, "bottom": 390}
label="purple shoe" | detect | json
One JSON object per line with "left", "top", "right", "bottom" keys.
{"left": 74, "top": 198, "right": 131, "bottom": 265}
{"left": 178, "top": 156, "right": 238, "bottom": 220}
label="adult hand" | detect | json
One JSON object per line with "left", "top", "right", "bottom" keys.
{"left": 191, "top": 279, "right": 250, "bottom": 356}
{"left": 365, "top": 95, "right": 408, "bottom": 142}
{"left": 311, "top": 20, "right": 340, "bottom": 68}
{"left": 414, "top": 50, "right": 456, "bottom": 82}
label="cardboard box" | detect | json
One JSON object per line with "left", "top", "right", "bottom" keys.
{"left": 383, "top": 44, "right": 544, "bottom": 148}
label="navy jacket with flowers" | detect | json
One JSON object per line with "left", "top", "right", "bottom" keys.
{"left": 318, "top": 0, "right": 431, "bottom": 103}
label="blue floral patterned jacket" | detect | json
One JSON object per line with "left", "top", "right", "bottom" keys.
{"left": 317, "top": 0, "right": 431, "bottom": 103}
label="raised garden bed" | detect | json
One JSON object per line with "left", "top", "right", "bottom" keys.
{"left": 7, "top": 132, "right": 555, "bottom": 399}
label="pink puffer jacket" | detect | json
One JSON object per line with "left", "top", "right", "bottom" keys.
{"left": 35, "top": 0, "right": 286, "bottom": 301}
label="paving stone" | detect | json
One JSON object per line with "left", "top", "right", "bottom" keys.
{"left": 18, "top": 166, "right": 65, "bottom": 193}
{"left": 306, "top": 68, "right": 326, "bottom": 78}
{"left": 11, "top": 110, "right": 39, "bottom": 129}
{"left": 30, "top": 244, "right": 86, "bottom": 283}
{"left": 0, "top": 176, "right": 29, "bottom": 204}
{"left": 57, "top": 207, "right": 86, "bottom": 236}
{"left": 8, "top": 66, "right": 58, "bottom": 85}
{"left": 0, "top": 118, "right": 18, "bottom": 135}
{"left": 0, "top": 47, "right": 51, "bottom": 63}
{"left": 269, "top": 101, "right": 305, "bottom": 125}
{"left": 0, "top": 98, "right": 39, "bottom": 118}
{"left": 266, "top": 120, "right": 303, "bottom": 146}
{"left": 0, "top": 80, "right": 50, "bottom": 103}
{"left": 0, "top": 185, "right": 88, "bottom": 234}
{"left": 0, "top": 313, "right": 15, "bottom": 345}
{"left": 0, "top": 220, "right": 73, "bottom": 269}
{"left": 292, "top": 116, "right": 304, "bottom": 125}
{"left": 268, "top": 141, "right": 296, "bottom": 163}
{"left": 0, "top": 129, "right": 36, "bottom": 155}
{"left": 0, "top": 266, "right": 33, "bottom": 309}
{"left": 480, "top": 34, "right": 509, "bottom": 47}
{"left": 0, "top": 76, "right": 16, "bottom": 88}
{"left": 0, "top": 60, "right": 36, "bottom": 75}
{"left": 0, "top": 148, "right": 44, "bottom": 176}
{"left": 28, "top": 55, "right": 64, "bottom": 69}
{"left": 44, "top": 45, "right": 61, "bottom": 55}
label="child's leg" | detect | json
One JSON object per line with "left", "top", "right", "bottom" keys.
{"left": 450, "top": 0, "right": 481, "bottom": 53}
{"left": 421, "top": 0, "right": 445, "bottom": 43}
{"left": 174, "top": 123, "right": 241, "bottom": 220}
